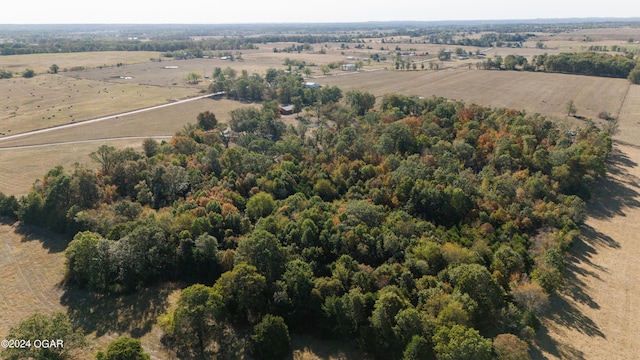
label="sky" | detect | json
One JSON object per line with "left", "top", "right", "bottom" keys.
{"left": 1, "top": 0, "right": 637, "bottom": 24}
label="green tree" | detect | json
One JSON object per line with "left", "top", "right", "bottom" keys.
{"left": 22, "top": 68, "right": 35, "bottom": 78}
{"left": 89, "top": 144, "right": 118, "bottom": 175}
{"left": 370, "top": 288, "right": 409, "bottom": 353}
{"left": 251, "top": 314, "right": 290, "bottom": 360}
{"left": 142, "top": 138, "right": 160, "bottom": 157}
{"left": 446, "top": 263, "right": 505, "bottom": 326}
{"left": 235, "top": 229, "right": 286, "bottom": 283}
{"left": 628, "top": 66, "right": 640, "bottom": 84}
{"left": 432, "top": 324, "right": 492, "bottom": 360}
{"left": 96, "top": 337, "right": 150, "bottom": 360}
{"left": 159, "top": 284, "right": 226, "bottom": 358}
{"left": 566, "top": 100, "right": 577, "bottom": 116}
{"left": 345, "top": 90, "right": 376, "bottom": 116}
{"left": 277, "top": 259, "right": 316, "bottom": 328}
{"left": 186, "top": 71, "right": 202, "bottom": 84}
{"left": 403, "top": 335, "right": 432, "bottom": 360}
{"left": 49, "top": 64, "right": 59, "bottom": 74}
{"left": 2, "top": 312, "right": 86, "bottom": 360}
{"left": 196, "top": 111, "right": 218, "bottom": 130}
{"left": 319, "top": 85, "right": 343, "bottom": 105}
{"left": 213, "top": 263, "right": 267, "bottom": 323}
{"left": 245, "top": 192, "right": 277, "bottom": 221}
{"left": 0, "top": 68, "right": 12, "bottom": 78}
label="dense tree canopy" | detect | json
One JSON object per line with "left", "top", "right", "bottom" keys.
{"left": 2, "top": 86, "right": 613, "bottom": 358}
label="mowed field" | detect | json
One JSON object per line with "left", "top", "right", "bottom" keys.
{"left": 533, "top": 84, "right": 640, "bottom": 359}
{"left": 0, "top": 74, "right": 201, "bottom": 136}
{"left": 320, "top": 68, "right": 630, "bottom": 122}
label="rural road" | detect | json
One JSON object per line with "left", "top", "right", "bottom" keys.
{"left": 0, "top": 91, "right": 224, "bottom": 145}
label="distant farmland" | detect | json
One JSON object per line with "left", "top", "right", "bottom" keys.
{"left": 319, "top": 68, "right": 630, "bottom": 123}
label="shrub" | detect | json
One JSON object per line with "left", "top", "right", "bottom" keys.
{"left": 22, "top": 68, "right": 35, "bottom": 78}
{"left": 251, "top": 314, "right": 290, "bottom": 360}
{"left": 96, "top": 337, "right": 150, "bottom": 360}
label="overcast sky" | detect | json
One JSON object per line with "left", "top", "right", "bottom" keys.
{"left": 1, "top": 0, "right": 637, "bottom": 24}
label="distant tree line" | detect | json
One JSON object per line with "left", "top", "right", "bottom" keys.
{"left": 477, "top": 51, "right": 639, "bottom": 82}
{"left": 0, "top": 38, "right": 256, "bottom": 56}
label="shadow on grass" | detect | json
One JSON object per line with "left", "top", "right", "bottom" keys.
{"left": 290, "top": 334, "right": 369, "bottom": 360}
{"left": 531, "top": 323, "right": 586, "bottom": 360}
{"left": 587, "top": 149, "right": 640, "bottom": 220}
{"left": 61, "top": 283, "right": 179, "bottom": 338}
{"left": 0, "top": 217, "right": 71, "bottom": 254}
{"left": 534, "top": 144, "right": 640, "bottom": 358}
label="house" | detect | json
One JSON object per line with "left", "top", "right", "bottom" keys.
{"left": 342, "top": 64, "right": 356, "bottom": 71}
{"left": 305, "top": 82, "right": 321, "bottom": 88}
{"left": 280, "top": 105, "right": 295, "bottom": 115}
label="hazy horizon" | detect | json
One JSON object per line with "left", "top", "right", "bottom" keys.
{"left": 2, "top": 0, "right": 637, "bottom": 25}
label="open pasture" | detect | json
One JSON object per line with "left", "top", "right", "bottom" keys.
{"left": 0, "top": 51, "right": 164, "bottom": 75}
{"left": 0, "top": 74, "right": 200, "bottom": 136}
{"left": 320, "top": 67, "right": 629, "bottom": 122}
{"left": 0, "top": 220, "right": 67, "bottom": 340}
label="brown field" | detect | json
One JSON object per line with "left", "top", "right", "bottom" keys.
{"left": 0, "top": 74, "right": 201, "bottom": 136}
{"left": 533, "top": 85, "right": 640, "bottom": 358}
{"left": 0, "top": 51, "right": 165, "bottom": 75}
{"left": 320, "top": 67, "right": 629, "bottom": 122}
{"left": 1, "top": 27, "right": 640, "bottom": 359}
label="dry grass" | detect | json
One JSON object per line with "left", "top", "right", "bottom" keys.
{"left": 532, "top": 80, "right": 640, "bottom": 359}
{"left": 0, "top": 51, "right": 164, "bottom": 75}
{"left": 0, "top": 74, "right": 200, "bottom": 136}
{"left": 0, "top": 220, "right": 67, "bottom": 339}
{"left": 0, "top": 139, "right": 146, "bottom": 196}
{"left": 0, "top": 217, "right": 182, "bottom": 359}
{"left": 320, "top": 68, "right": 629, "bottom": 122}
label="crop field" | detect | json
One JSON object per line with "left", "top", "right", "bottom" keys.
{"left": 1, "top": 25, "right": 640, "bottom": 359}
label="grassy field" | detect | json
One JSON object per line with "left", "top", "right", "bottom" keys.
{"left": 532, "top": 81, "right": 640, "bottom": 360}
{"left": 0, "top": 219, "right": 67, "bottom": 339}
{"left": 320, "top": 67, "right": 629, "bottom": 123}
{"left": 0, "top": 51, "right": 165, "bottom": 75}
{"left": 0, "top": 74, "right": 201, "bottom": 136}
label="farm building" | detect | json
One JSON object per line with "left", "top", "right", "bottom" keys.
{"left": 342, "top": 64, "right": 356, "bottom": 71}
{"left": 305, "top": 82, "right": 321, "bottom": 88}
{"left": 280, "top": 105, "right": 294, "bottom": 115}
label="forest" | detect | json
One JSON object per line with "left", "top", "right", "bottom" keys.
{"left": 0, "top": 79, "right": 612, "bottom": 358}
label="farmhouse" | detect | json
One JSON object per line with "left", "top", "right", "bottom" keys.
{"left": 305, "top": 82, "right": 321, "bottom": 88}
{"left": 280, "top": 105, "right": 294, "bottom": 115}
